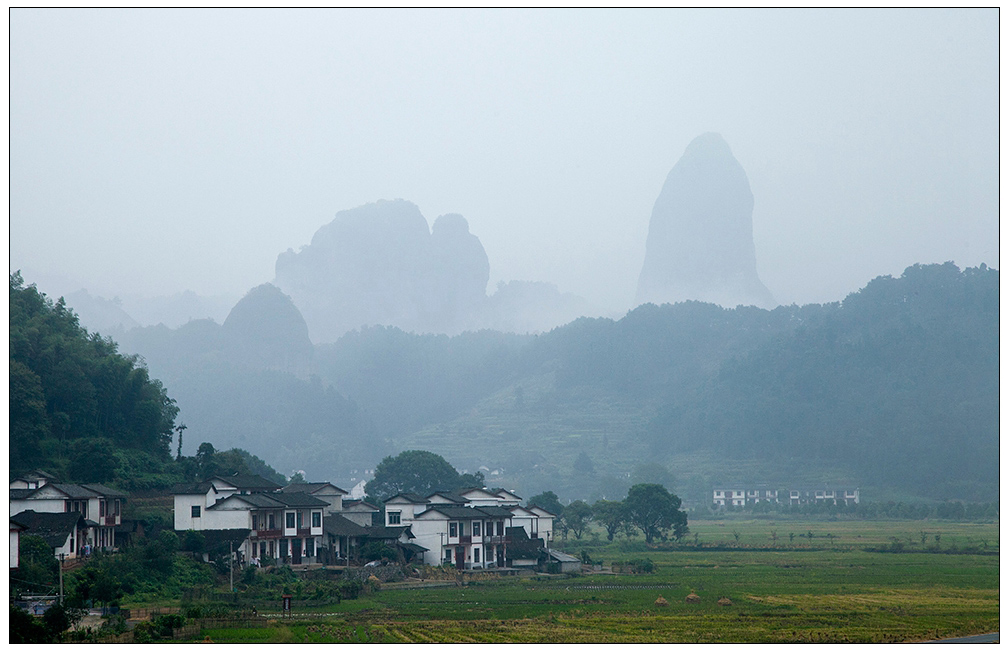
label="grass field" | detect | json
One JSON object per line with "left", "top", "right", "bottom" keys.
{"left": 194, "top": 519, "right": 999, "bottom": 643}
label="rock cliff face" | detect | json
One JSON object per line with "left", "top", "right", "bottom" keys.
{"left": 636, "top": 133, "right": 774, "bottom": 309}
{"left": 274, "top": 199, "right": 490, "bottom": 342}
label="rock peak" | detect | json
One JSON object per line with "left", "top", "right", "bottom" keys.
{"left": 636, "top": 134, "right": 774, "bottom": 309}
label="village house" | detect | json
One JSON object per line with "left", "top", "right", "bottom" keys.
{"left": 9, "top": 471, "right": 126, "bottom": 554}
{"left": 10, "top": 510, "right": 87, "bottom": 561}
{"left": 383, "top": 486, "right": 557, "bottom": 569}
{"left": 172, "top": 474, "right": 330, "bottom": 566}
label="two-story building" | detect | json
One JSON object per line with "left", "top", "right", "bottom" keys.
{"left": 10, "top": 472, "right": 126, "bottom": 553}
{"left": 172, "top": 474, "right": 331, "bottom": 565}
{"left": 382, "top": 487, "right": 556, "bottom": 568}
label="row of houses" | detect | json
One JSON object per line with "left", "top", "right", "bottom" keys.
{"left": 9, "top": 469, "right": 575, "bottom": 573}
{"left": 712, "top": 487, "right": 860, "bottom": 508}
{"left": 170, "top": 473, "right": 560, "bottom": 570}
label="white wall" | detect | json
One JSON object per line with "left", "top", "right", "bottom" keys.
{"left": 10, "top": 529, "right": 19, "bottom": 569}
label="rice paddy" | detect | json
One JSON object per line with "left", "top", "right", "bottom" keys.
{"left": 200, "top": 519, "right": 999, "bottom": 643}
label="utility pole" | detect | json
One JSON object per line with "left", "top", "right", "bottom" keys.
{"left": 229, "top": 541, "right": 234, "bottom": 593}
{"left": 58, "top": 553, "right": 65, "bottom": 605}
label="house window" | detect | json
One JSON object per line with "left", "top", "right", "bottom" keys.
{"left": 297, "top": 512, "right": 304, "bottom": 529}
{"left": 486, "top": 546, "right": 493, "bottom": 562}
{"left": 267, "top": 541, "right": 274, "bottom": 556}
{"left": 306, "top": 538, "right": 314, "bottom": 557}
{"left": 192, "top": 505, "right": 201, "bottom": 518}
{"left": 472, "top": 521, "right": 481, "bottom": 536}
{"left": 114, "top": 500, "right": 120, "bottom": 516}
{"left": 485, "top": 521, "right": 493, "bottom": 536}
{"left": 286, "top": 512, "right": 296, "bottom": 529}
{"left": 312, "top": 512, "right": 321, "bottom": 528}
{"left": 444, "top": 549, "right": 452, "bottom": 563}
{"left": 449, "top": 522, "right": 458, "bottom": 537}
{"left": 268, "top": 514, "right": 276, "bottom": 529}
{"left": 388, "top": 511, "right": 401, "bottom": 525}
{"left": 252, "top": 515, "right": 259, "bottom": 530}
{"left": 100, "top": 501, "right": 106, "bottom": 517}
{"left": 474, "top": 547, "right": 480, "bottom": 563}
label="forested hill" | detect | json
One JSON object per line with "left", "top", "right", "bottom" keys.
{"left": 9, "top": 271, "right": 178, "bottom": 479}
{"left": 26, "top": 263, "right": 996, "bottom": 503}
{"left": 9, "top": 272, "right": 288, "bottom": 489}
{"left": 380, "top": 262, "right": 998, "bottom": 502}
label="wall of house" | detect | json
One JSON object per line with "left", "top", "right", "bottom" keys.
{"left": 10, "top": 529, "right": 19, "bottom": 569}
{"left": 205, "top": 508, "right": 252, "bottom": 531}
{"left": 410, "top": 516, "right": 449, "bottom": 566}
{"left": 174, "top": 494, "right": 209, "bottom": 530}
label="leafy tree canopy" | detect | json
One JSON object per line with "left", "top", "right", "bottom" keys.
{"left": 528, "top": 490, "right": 564, "bottom": 517}
{"left": 9, "top": 272, "right": 178, "bottom": 478}
{"left": 623, "top": 483, "right": 688, "bottom": 544}
{"left": 365, "top": 450, "right": 471, "bottom": 502}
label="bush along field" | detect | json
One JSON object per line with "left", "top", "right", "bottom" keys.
{"left": 189, "top": 519, "right": 998, "bottom": 644}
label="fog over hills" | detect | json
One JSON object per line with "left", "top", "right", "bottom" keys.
{"left": 103, "top": 261, "right": 998, "bottom": 504}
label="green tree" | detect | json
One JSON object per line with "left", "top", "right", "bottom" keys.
{"left": 527, "top": 491, "right": 564, "bottom": 518}
{"left": 592, "top": 499, "right": 631, "bottom": 541}
{"left": 365, "top": 450, "right": 463, "bottom": 502}
{"left": 13, "top": 534, "right": 59, "bottom": 594}
{"left": 67, "top": 437, "right": 121, "bottom": 483}
{"left": 623, "top": 483, "right": 687, "bottom": 544}
{"left": 561, "top": 500, "right": 593, "bottom": 540}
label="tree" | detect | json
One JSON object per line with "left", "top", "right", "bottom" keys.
{"left": 562, "top": 500, "right": 593, "bottom": 540}
{"left": 527, "top": 491, "right": 564, "bottom": 518}
{"left": 365, "top": 450, "right": 463, "bottom": 502}
{"left": 592, "top": 499, "right": 631, "bottom": 541}
{"left": 67, "top": 437, "right": 120, "bottom": 483}
{"left": 623, "top": 483, "right": 687, "bottom": 544}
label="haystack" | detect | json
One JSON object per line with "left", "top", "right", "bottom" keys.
{"left": 655, "top": 595, "right": 668, "bottom": 606}
{"left": 717, "top": 597, "right": 733, "bottom": 606}
{"left": 685, "top": 592, "right": 701, "bottom": 604}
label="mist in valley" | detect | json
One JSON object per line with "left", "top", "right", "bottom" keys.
{"left": 9, "top": 9, "right": 999, "bottom": 504}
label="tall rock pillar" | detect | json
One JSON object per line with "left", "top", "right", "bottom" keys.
{"left": 636, "top": 133, "right": 774, "bottom": 309}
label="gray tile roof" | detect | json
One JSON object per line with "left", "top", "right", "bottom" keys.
{"left": 280, "top": 482, "right": 348, "bottom": 495}
{"left": 365, "top": 525, "right": 414, "bottom": 540}
{"left": 81, "top": 484, "right": 128, "bottom": 498}
{"left": 420, "top": 505, "right": 509, "bottom": 520}
{"left": 427, "top": 491, "right": 469, "bottom": 504}
{"left": 323, "top": 514, "right": 369, "bottom": 538}
{"left": 11, "top": 510, "right": 83, "bottom": 548}
{"left": 212, "top": 474, "right": 282, "bottom": 491}
{"left": 50, "top": 483, "right": 102, "bottom": 499}
{"left": 384, "top": 492, "right": 430, "bottom": 504}
{"left": 10, "top": 488, "right": 36, "bottom": 500}
{"left": 208, "top": 492, "right": 328, "bottom": 510}
{"left": 171, "top": 481, "right": 213, "bottom": 495}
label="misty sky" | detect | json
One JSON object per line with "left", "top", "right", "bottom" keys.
{"left": 10, "top": 9, "right": 999, "bottom": 315}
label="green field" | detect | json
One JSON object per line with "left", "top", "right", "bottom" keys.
{"left": 193, "top": 519, "right": 999, "bottom": 643}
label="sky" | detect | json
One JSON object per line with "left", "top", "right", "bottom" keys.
{"left": 9, "top": 9, "right": 1000, "bottom": 315}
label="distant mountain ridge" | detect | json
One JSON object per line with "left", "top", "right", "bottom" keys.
{"left": 110, "top": 262, "right": 997, "bottom": 503}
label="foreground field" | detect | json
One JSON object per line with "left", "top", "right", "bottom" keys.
{"left": 198, "top": 520, "right": 999, "bottom": 643}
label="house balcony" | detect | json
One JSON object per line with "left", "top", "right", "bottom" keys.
{"left": 251, "top": 529, "right": 283, "bottom": 539}
{"left": 484, "top": 535, "right": 508, "bottom": 545}
{"left": 459, "top": 535, "right": 472, "bottom": 544}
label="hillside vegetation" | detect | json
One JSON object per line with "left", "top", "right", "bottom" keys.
{"left": 29, "top": 263, "right": 998, "bottom": 504}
